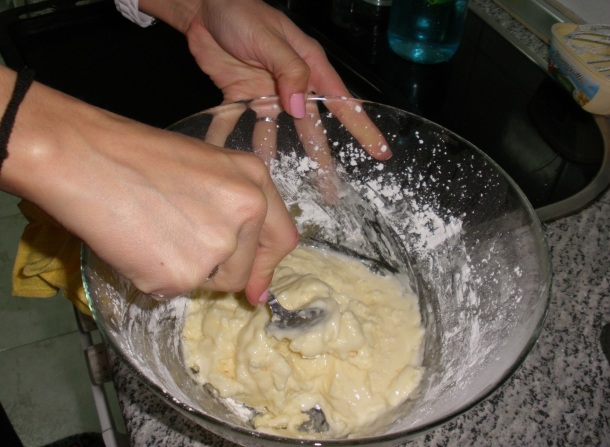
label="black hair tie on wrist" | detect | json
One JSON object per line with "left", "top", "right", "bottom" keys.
{"left": 0, "top": 68, "right": 35, "bottom": 172}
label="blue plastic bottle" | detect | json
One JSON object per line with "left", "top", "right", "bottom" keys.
{"left": 388, "top": 0, "right": 469, "bottom": 64}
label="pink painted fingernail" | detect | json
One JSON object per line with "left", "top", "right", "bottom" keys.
{"left": 257, "top": 289, "right": 270, "bottom": 305}
{"left": 290, "top": 93, "right": 306, "bottom": 119}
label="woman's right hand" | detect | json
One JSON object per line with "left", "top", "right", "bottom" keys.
{"left": 0, "top": 67, "right": 298, "bottom": 305}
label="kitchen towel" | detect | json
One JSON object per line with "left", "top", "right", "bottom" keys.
{"left": 11, "top": 200, "right": 90, "bottom": 315}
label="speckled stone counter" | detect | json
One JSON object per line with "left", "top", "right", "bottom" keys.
{"left": 108, "top": 2, "right": 610, "bottom": 445}
{"left": 470, "top": 0, "right": 549, "bottom": 64}
{"left": 111, "top": 179, "right": 610, "bottom": 446}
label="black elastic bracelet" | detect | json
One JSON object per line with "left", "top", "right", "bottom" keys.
{"left": 0, "top": 68, "right": 35, "bottom": 172}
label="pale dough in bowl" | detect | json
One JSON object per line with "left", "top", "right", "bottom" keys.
{"left": 181, "top": 246, "right": 425, "bottom": 438}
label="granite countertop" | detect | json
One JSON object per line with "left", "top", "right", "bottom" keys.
{"left": 112, "top": 185, "right": 610, "bottom": 446}
{"left": 109, "top": 2, "right": 610, "bottom": 446}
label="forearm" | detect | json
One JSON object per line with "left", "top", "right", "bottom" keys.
{"left": 0, "top": 67, "right": 20, "bottom": 175}
{"left": 0, "top": 65, "right": 71, "bottom": 202}
{"left": 0, "top": 66, "right": 129, "bottom": 214}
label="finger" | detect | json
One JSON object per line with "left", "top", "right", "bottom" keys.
{"left": 325, "top": 99, "right": 393, "bottom": 160}
{"left": 252, "top": 117, "right": 278, "bottom": 165}
{"left": 306, "top": 54, "right": 351, "bottom": 98}
{"left": 195, "top": 178, "right": 268, "bottom": 293}
{"left": 251, "top": 103, "right": 281, "bottom": 164}
{"left": 206, "top": 216, "right": 261, "bottom": 293}
{"left": 244, "top": 180, "right": 299, "bottom": 306}
{"left": 293, "top": 100, "right": 341, "bottom": 202}
{"left": 146, "top": 262, "right": 220, "bottom": 301}
{"left": 205, "top": 264, "right": 220, "bottom": 282}
{"left": 274, "top": 19, "right": 351, "bottom": 107}
{"left": 294, "top": 101, "right": 335, "bottom": 171}
{"left": 204, "top": 104, "right": 247, "bottom": 146}
{"left": 252, "top": 24, "right": 311, "bottom": 118}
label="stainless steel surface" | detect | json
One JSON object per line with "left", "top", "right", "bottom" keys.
{"left": 469, "top": 1, "right": 551, "bottom": 69}
{"left": 493, "top": 0, "right": 575, "bottom": 42}
{"left": 299, "top": 406, "right": 329, "bottom": 433}
{"left": 266, "top": 291, "right": 325, "bottom": 331}
{"left": 468, "top": 2, "right": 610, "bottom": 221}
{"left": 74, "top": 307, "right": 129, "bottom": 447}
{"left": 536, "top": 115, "right": 610, "bottom": 221}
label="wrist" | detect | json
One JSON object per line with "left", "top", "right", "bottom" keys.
{"left": 0, "top": 69, "right": 118, "bottom": 210}
{"left": 0, "top": 69, "right": 34, "bottom": 172}
{"left": 0, "top": 68, "right": 42, "bottom": 199}
{"left": 114, "top": 0, "right": 157, "bottom": 27}
{"left": 138, "top": 0, "right": 202, "bottom": 33}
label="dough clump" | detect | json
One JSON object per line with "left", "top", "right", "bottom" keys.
{"left": 182, "top": 246, "right": 424, "bottom": 438}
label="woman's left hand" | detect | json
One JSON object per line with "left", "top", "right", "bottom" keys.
{"left": 187, "top": 0, "right": 350, "bottom": 116}
{"left": 141, "top": 0, "right": 391, "bottom": 159}
{"left": 141, "top": 0, "right": 348, "bottom": 117}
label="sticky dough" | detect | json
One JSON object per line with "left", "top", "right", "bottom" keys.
{"left": 182, "top": 246, "right": 424, "bottom": 438}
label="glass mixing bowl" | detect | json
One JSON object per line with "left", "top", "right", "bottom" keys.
{"left": 82, "top": 96, "right": 551, "bottom": 446}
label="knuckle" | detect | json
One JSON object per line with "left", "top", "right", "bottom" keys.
{"left": 238, "top": 190, "right": 268, "bottom": 222}
{"left": 220, "top": 279, "right": 249, "bottom": 294}
{"left": 285, "top": 225, "right": 300, "bottom": 252}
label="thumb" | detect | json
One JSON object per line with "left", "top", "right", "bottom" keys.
{"left": 249, "top": 14, "right": 314, "bottom": 118}
{"left": 245, "top": 276, "right": 272, "bottom": 306}
{"left": 262, "top": 42, "right": 309, "bottom": 119}
{"left": 244, "top": 240, "right": 297, "bottom": 306}
{"left": 244, "top": 226, "right": 299, "bottom": 306}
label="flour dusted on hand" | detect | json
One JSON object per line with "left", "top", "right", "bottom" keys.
{"left": 181, "top": 246, "right": 425, "bottom": 438}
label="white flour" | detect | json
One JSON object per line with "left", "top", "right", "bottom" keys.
{"left": 84, "top": 100, "right": 545, "bottom": 440}
{"left": 264, "top": 103, "right": 535, "bottom": 432}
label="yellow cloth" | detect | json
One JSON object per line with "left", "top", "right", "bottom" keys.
{"left": 11, "top": 200, "right": 90, "bottom": 315}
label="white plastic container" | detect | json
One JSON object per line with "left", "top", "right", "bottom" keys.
{"left": 548, "top": 23, "right": 610, "bottom": 115}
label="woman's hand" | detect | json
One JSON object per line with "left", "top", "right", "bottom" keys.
{"left": 0, "top": 67, "right": 298, "bottom": 305}
{"left": 187, "top": 0, "right": 350, "bottom": 116}
{"left": 140, "top": 0, "right": 349, "bottom": 115}
{"left": 141, "top": 0, "right": 392, "bottom": 159}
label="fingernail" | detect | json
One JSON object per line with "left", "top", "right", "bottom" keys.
{"left": 290, "top": 93, "right": 306, "bottom": 119}
{"left": 257, "top": 289, "right": 270, "bottom": 305}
